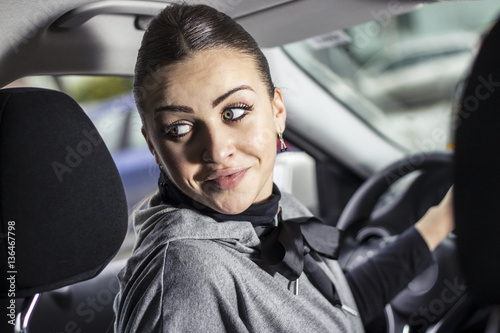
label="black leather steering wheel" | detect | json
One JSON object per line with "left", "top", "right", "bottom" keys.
{"left": 336, "top": 151, "right": 476, "bottom": 332}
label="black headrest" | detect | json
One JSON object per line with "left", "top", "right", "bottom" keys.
{"left": 454, "top": 19, "right": 500, "bottom": 305}
{"left": 0, "top": 87, "right": 128, "bottom": 298}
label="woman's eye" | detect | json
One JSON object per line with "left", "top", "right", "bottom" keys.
{"left": 164, "top": 123, "right": 192, "bottom": 138}
{"left": 222, "top": 107, "right": 247, "bottom": 121}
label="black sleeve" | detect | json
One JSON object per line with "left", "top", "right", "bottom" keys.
{"left": 345, "top": 226, "right": 433, "bottom": 325}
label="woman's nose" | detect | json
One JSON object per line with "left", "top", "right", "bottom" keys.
{"left": 201, "top": 125, "right": 235, "bottom": 163}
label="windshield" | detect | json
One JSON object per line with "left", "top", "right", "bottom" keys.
{"left": 283, "top": 1, "right": 500, "bottom": 153}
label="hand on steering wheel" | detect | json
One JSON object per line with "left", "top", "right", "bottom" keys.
{"left": 336, "top": 152, "right": 473, "bottom": 333}
{"left": 415, "top": 186, "right": 454, "bottom": 251}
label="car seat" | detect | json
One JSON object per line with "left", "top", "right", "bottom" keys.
{"left": 0, "top": 88, "right": 128, "bottom": 333}
{"left": 454, "top": 17, "right": 500, "bottom": 330}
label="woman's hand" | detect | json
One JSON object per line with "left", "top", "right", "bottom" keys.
{"left": 415, "top": 187, "right": 454, "bottom": 251}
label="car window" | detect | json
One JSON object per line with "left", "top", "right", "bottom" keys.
{"left": 90, "top": 111, "right": 129, "bottom": 153}
{"left": 128, "top": 111, "right": 148, "bottom": 150}
{"left": 283, "top": 1, "right": 500, "bottom": 154}
{"left": 6, "top": 75, "right": 135, "bottom": 153}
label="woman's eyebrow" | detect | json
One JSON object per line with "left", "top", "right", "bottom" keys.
{"left": 154, "top": 105, "right": 193, "bottom": 113}
{"left": 154, "top": 85, "right": 254, "bottom": 113}
{"left": 212, "top": 85, "right": 255, "bottom": 108}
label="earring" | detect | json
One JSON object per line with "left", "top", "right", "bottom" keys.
{"left": 278, "top": 132, "right": 288, "bottom": 152}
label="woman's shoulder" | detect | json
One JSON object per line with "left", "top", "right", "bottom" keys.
{"left": 115, "top": 239, "right": 240, "bottom": 332}
{"left": 165, "top": 238, "right": 233, "bottom": 265}
{"left": 120, "top": 238, "right": 241, "bottom": 298}
{"left": 159, "top": 238, "right": 249, "bottom": 300}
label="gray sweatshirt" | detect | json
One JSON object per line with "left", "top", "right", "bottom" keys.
{"left": 114, "top": 192, "right": 364, "bottom": 332}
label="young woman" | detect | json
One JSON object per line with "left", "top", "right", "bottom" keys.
{"left": 114, "top": 4, "right": 454, "bottom": 332}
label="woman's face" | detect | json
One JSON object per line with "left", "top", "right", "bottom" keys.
{"left": 141, "top": 48, "right": 286, "bottom": 214}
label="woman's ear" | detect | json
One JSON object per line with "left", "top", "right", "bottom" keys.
{"left": 142, "top": 126, "right": 160, "bottom": 165}
{"left": 272, "top": 87, "right": 287, "bottom": 133}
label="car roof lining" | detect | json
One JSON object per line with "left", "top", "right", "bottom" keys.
{"left": 0, "top": 0, "right": 430, "bottom": 87}
{"left": 53, "top": 0, "right": 295, "bottom": 29}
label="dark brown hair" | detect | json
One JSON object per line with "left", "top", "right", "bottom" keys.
{"left": 134, "top": 4, "right": 275, "bottom": 123}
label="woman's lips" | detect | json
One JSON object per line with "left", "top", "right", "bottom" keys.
{"left": 204, "top": 167, "right": 249, "bottom": 191}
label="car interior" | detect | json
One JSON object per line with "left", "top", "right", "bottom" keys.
{"left": 1, "top": 1, "right": 500, "bottom": 332}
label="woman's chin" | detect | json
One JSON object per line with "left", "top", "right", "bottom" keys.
{"left": 199, "top": 180, "right": 273, "bottom": 215}
{"left": 216, "top": 205, "right": 249, "bottom": 216}
{"left": 208, "top": 199, "right": 252, "bottom": 216}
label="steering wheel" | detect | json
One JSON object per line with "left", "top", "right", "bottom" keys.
{"left": 336, "top": 151, "right": 475, "bottom": 332}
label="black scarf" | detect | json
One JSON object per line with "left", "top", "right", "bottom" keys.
{"left": 158, "top": 172, "right": 344, "bottom": 306}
